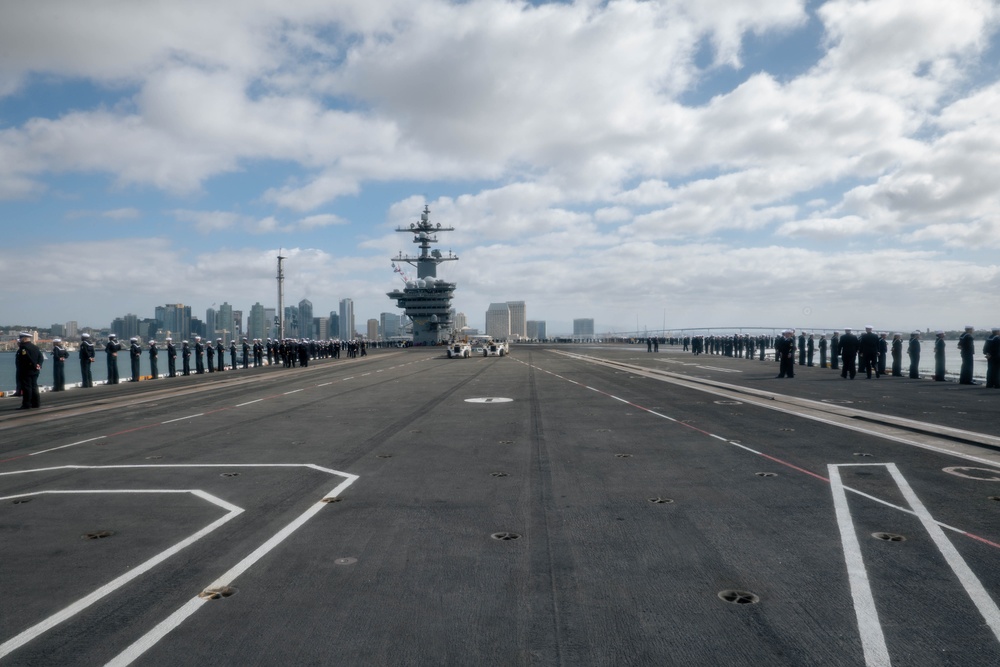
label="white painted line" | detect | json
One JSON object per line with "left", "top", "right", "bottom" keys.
{"left": 827, "top": 465, "right": 891, "bottom": 667}
{"left": 106, "top": 471, "right": 358, "bottom": 667}
{"left": 317, "top": 382, "right": 332, "bottom": 387}
{"left": 30, "top": 437, "right": 106, "bottom": 456}
{"left": 885, "top": 463, "right": 1000, "bottom": 643}
{"left": 0, "top": 490, "right": 242, "bottom": 661}
{"left": 343, "top": 376, "right": 354, "bottom": 380}
{"left": 361, "top": 372, "right": 371, "bottom": 376}
{"left": 283, "top": 389, "right": 303, "bottom": 395}
{"left": 161, "top": 414, "right": 203, "bottom": 424}
{"left": 710, "top": 435, "right": 728, "bottom": 441}
{"left": 235, "top": 399, "right": 263, "bottom": 407}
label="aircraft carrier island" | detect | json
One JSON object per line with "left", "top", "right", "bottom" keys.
{"left": 387, "top": 206, "right": 458, "bottom": 346}
{"left": 1, "top": 343, "right": 999, "bottom": 666}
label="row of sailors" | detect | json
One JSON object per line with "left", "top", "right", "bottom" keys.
{"left": 46, "top": 334, "right": 367, "bottom": 390}
{"left": 689, "top": 327, "right": 1000, "bottom": 387}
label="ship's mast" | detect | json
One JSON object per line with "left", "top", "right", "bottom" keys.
{"left": 276, "top": 252, "right": 286, "bottom": 339}
{"left": 392, "top": 205, "right": 458, "bottom": 278}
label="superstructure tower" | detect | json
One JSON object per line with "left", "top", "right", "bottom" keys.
{"left": 387, "top": 205, "right": 459, "bottom": 345}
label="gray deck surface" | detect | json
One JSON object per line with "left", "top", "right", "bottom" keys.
{"left": 1, "top": 344, "right": 999, "bottom": 666}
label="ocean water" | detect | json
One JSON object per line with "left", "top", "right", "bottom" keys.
{"left": 0, "top": 341, "right": 990, "bottom": 393}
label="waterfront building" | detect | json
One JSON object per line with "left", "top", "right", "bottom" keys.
{"left": 380, "top": 312, "right": 401, "bottom": 339}
{"left": 233, "top": 310, "right": 243, "bottom": 339}
{"left": 284, "top": 306, "right": 299, "bottom": 338}
{"left": 574, "top": 318, "right": 595, "bottom": 337}
{"left": 112, "top": 314, "right": 140, "bottom": 341}
{"left": 314, "top": 317, "right": 330, "bottom": 340}
{"left": 65, "top": 321, "right": 79, "bottom": 340}
{"left": 329, "top": 312, "right": 340, "bottom": 339}
{"left": 264, "top": 308, "right": 276, "bottom": 339}
{"left": 339, "top": 299, "right": 354, "bottom": 340}
{"left": 367, "top": 319, "right": 379, "bottom": 341}
{"left": 527, "top": 320, "right": 546, "bottom": 341}
{"left": 205, "top": 308, "right": 216, "bottom": 339}
{"left": 507, "top": 301, "right": 526, "bottom": 340}
{"left": 299, "top": 299, "right": 313, "bottom": 338}
{"left": 486, "top": 303, "right": 511, "bottom": 339}
{"left": 155, "top": 304, "right": 191, "bottom": 341}
{"left": 454, "top": 312, "right": 468, "bottom": 332}
{"left": 218, "top": 302, "right": 234, "bottom": 343}
{"left": 249, "top": 303, "right": 266, "bottom": 341}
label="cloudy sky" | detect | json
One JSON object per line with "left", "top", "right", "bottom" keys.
{"left": 2, "top": 0, "right": 999, "bottom": 336}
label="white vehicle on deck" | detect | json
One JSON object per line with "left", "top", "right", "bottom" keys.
{"left": 483, "top": 340, "right": 508, "bottom": 357}
{"left": 447, "top": 341, "right": 471, "bottom": 358}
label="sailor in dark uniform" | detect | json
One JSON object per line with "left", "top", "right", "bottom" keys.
{"left": 890, "top": 333, "right": 903, "bottom": 377}
{"left": 79, "top": 333, "right": 95, "bottom": 388}
{"left": 830, "top": 331, "right": 840, "bottom": 370}
{"left": 877, "top": 332, "right": 888, "bottom": 376}
{"left": 797, "top": 332, "right": 806, "bottom": 366}
{"left": 858, "top": 326, "right": 880, "bottom": 379}
{"left": 106, "top": 334, "right": 122, "bottom": 384}
{"left": 51, "top": 338, "right": 68, "bottom": 391}
{"left": 182, "top": 340, "right": 191, "bottom": 376}
{"left": 166, "top": 338, "right": 177, "bottom": 377}
{"left": 266, "top": 339, "right": 273, "bottom": 365}
{"left": 775, "top": 329, "right": 796, "bottom": 378}
{"left": 253, "top": 339, "right": 263, "bottom": 367}
{"left": 242, "top": 338, "right": 250, "bottom": 369}
{"left": 216, "top": 339, "right": 225, "bottom": 372}
{"left": 194, "top": 336, "right": 205, "bottom": 374}
{"left": 806, "top": 334, "right": 815, "bottom": 367}
{"left": 933, "top": 331, "right": 946, "bottom": 381}
{"left": 985, "top": 327, "right": 1000, "bottom": 389}
{"left": 958, "top": 325, "right": 976, "bottom": 384}
{"left": 15, "top": 333, "right": 43, "bottom": 409}
{"left": 206, "top": 339, "right": 215, "bottom": 373}
{"left": 818, "top": 334, "right": 828, "bottom": 368}
{"left": 229, "top": 339, "right": 237, "bottom": 369}
{"left": 148, "top": 339, "right": 159, "bottom": 379}
{"left": 838, "top": 328, "right": 860, "bottom": 379}
{"left": 908, "top": 331, "right": 921, "bottom": 379}
{"left": 129, "top": 337, "right": 142, "bottom": 382}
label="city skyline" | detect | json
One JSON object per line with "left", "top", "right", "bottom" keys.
{"left": 3, "top": 2, "right": 1000, "bottom": 333}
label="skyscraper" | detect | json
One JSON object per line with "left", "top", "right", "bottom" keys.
{"left": 380, "top": 312, "right": 401, "bottom": 339}
{"left": 486, "top": 303, "right": 511, "bottom": 339}
{"left": 249, "top": 303, "right": 266, "bottom": 340}
{"left": 298, "top": 299, "right": 313, "bottom": 338}
{"left": 156, "top": 304, "right": 191, "bottom": 341}
{"left": 284, "top": 305, "right": 299, "bottom": 338}
{"left": 527, "top": 320, "right": 546, "bottom": 340}
{"left": 217, "top": 302, "right": 234, "bottom": 342}
{"left": 367, "top": 319, "right": 379, "bottom": 341}
{"left": 506, "top": 301, "right": 526, "bottom": 339}
{"left": 573, "top": 318, "right": 594, "bottom": 337}
{"left": 329, "top": 312, "right": 340, "bottom": 340}
{"left": 205, "top": 308, "right": 216, "bottom": 339}
{"left": 264, "top": 308, "right": 276, "bottom": 338}
{"left": 339, "top": 299, "right": 354, "bottom": 340}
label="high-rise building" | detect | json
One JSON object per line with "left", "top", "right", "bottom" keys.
{"left": 156, "top": 304, "right": 191, "bottom": 341}
{"left": 284, "top": 306, "right": 299, "bottom": 338}
{"left": 486, "top": 303, "right": 511, "bottom": 339}
{"left": 264, "top": 308, "right": 276, "bottom": 338}
{"left": 205, "top": 308, "right": 216, "bottom": 339}
{"left": 64, "top": 321, "right": 78, "bottom": 339}
{"left": 573, "top": 318, "right": 594, "bottom": 337}
{"left": 249, "top": 303, "right": 266, "bottom": 340}
{"left": 527, "top": 320, "right": 546, "bottom": 340}
{"left": 233, "top": 310, "right": 243, "bottom": 339}
{"left": 329, "top": 312, "right": 340, "bottom": 340}
{"left": 112, "top": 314, "right": 140, "bottom": 341}
{"left": 367, "top": 319, "right": 379, "bottom": 341}
{"left": 380, "top": 312, "right": 401, "bottom": 339}
{"left": 298, "top": 299, "right": 313, "bottom": 338}
{"left": 314, "top": 317, "right": 329, "bottom": 340}
{"left": 506, "top": 301, "right": 526, "bottom": 340}
{"left": 339, "top": 299, "right": 354, "bottom": 340}
{"left": 217, "top": 302, "right": 234, "bottom": 342}
{"left": 454, "top": 312, "right": 468, "bottom": 332}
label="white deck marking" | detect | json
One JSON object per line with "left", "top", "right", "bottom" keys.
{"left": 161, "top": 413, "right": 203, "bottom": 424}
{"left": 828, "top": 465, "right": 891, "bottom": 667}
{"left": 884, "top": 463, "right": 1000, "bottom": 643}
{"left": 30, "top": 436, "right": 105, "bottom": 456}
{"left": 235, "top": 399, "right": 263, "bottom": 407}
{"left": 316, "top": 382, "right": 332, "bottom": 387}
{"left": 106, "top": 469, "right": 358, "bottom": 667}
{"left": 283, "top": 389, "right": 303, "bottom": 394}
{"left": 0, "top": 489, "right": 242, "bottom": 661}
